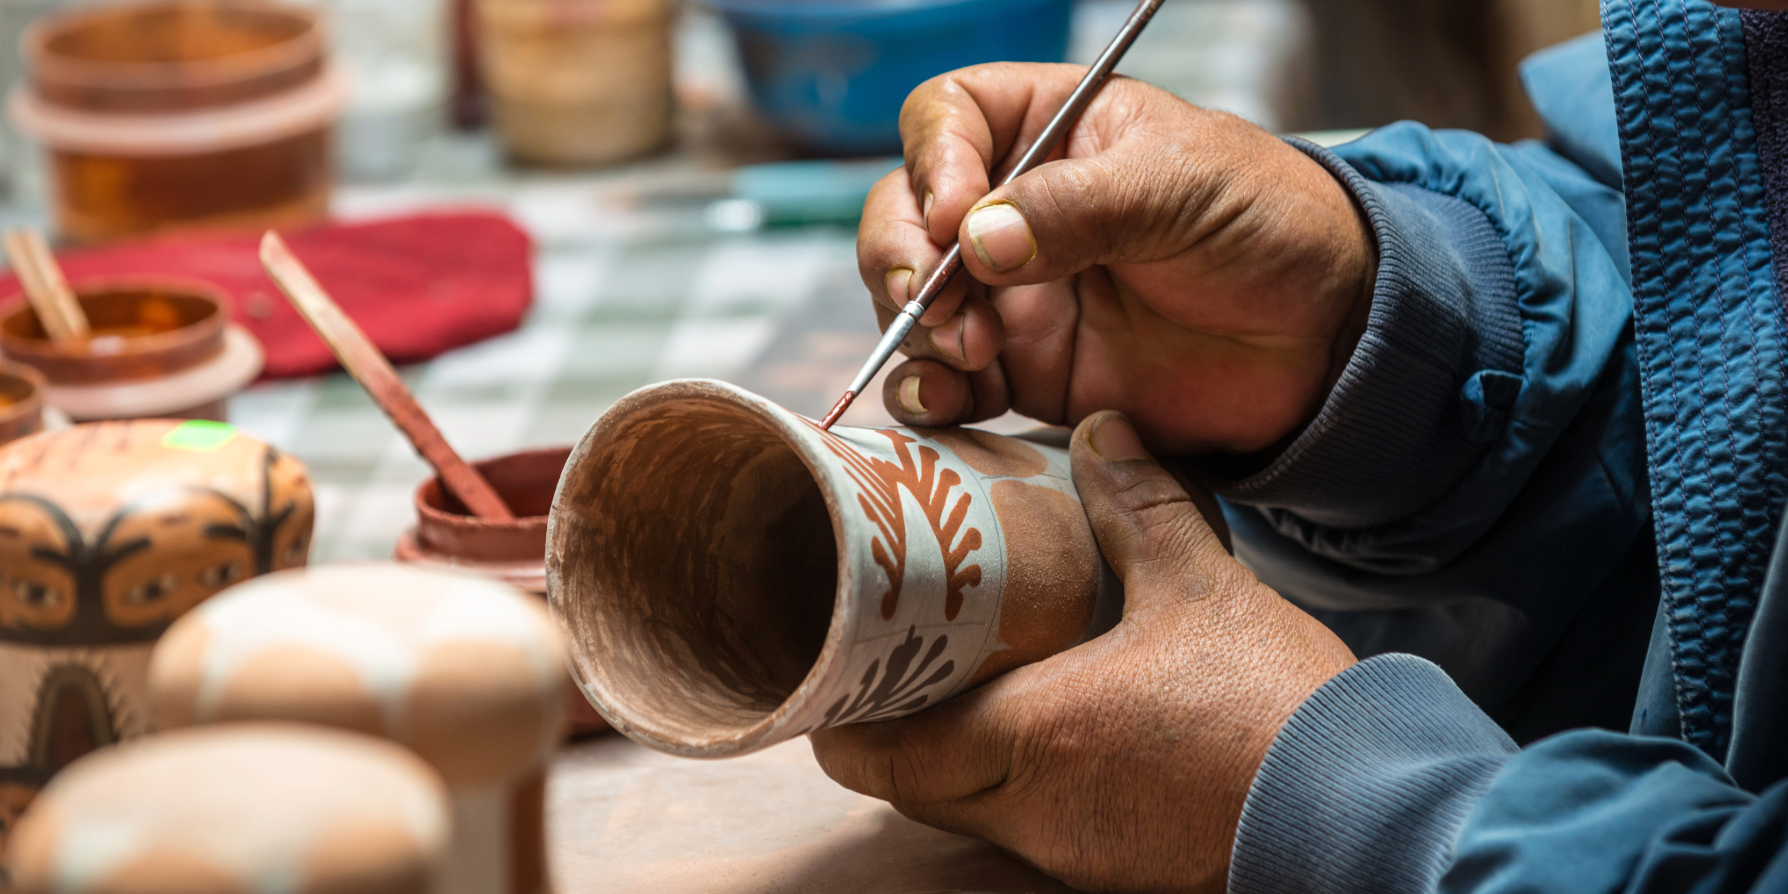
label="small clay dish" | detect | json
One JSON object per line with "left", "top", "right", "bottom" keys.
{"left": 395, "top": 445, "right": 572, "bottom": 592}
{"left": 0, "top": 278, "right": 262, "bottom": 422}
{"left": 0, "top": 360, "right": 46, "bottom": 446}
{"left": 0, "top": 278, "right": 226, "bottom": 384}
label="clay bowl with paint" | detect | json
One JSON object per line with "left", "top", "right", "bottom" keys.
{"left": 395, "top": 444, "right": 609, "bottom": 737}
{"left": 548, "top": 378, "right": 1119, "bottom": 758}
{"left": 0, "top": 360, "right": 47, "bottom": 447}
{"left": 0, "top": 278, "right": 263, "bottom": 421}
{"left": 395, "top": 446, "right": 569, "bottom": 592}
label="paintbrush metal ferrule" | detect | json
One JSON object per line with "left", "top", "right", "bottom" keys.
{"left": 819, "top": 0, "right": 1165, "bottom": 427}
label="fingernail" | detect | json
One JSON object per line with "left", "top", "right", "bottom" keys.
{"left": 897, "top": 375, "right": 927, "bottom": 415}
{"left": 885, "top": 267, "right": 913, "bottom": 305}
{"left": 1090, "top": 414, "right": 1148, "bottom": 462}
{"left": 922, "top": 191, "right": 935, "bottom": 229}
{"left": 928, "top": 314, "right": 967, "bottom": 363}
{"left": 966, "top": 203, "right": 1036, "bottom": 272}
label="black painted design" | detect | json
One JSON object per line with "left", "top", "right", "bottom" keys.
{"left": 823, "top": 626, "right": 956, "bottom": 726}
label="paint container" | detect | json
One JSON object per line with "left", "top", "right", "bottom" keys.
{"left": 0, "top": 279, "right": 264, "bottom": 422}
{"left": 7, "top": 0, "right": 348, "bottom": 243}
{"left": 475, "top": 0, "right": 673, "bottom": 166}
{"left": 0, "top": 361, "right": 46, "bottom": 447}
{"left": 394, "top": 444, "right": 609, "bottom": 737}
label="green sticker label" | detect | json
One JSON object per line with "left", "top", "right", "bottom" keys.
{"left": 161, "top": 420, "right": 238, "bottom": 452}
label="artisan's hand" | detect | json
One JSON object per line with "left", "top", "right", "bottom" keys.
{"left": 810, "top": 412, "right": 1357, "bottom": 893}
{"left": 861, "top": 64, "right": 1376, "bottom": 455}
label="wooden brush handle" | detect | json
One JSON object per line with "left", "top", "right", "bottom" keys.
{"left": 3, "top": 229, "right": 88, "bottom": 343}
{"left": 259, "top": 231, "right": 515, "bottom": 522}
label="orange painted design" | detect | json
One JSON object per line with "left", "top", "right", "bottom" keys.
{"left": 810, "top": 424, "right": 982, "bottom": 621}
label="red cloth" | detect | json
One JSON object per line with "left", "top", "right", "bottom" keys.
{"left": 0, "top": 212, "right": 534, "bottom": 378}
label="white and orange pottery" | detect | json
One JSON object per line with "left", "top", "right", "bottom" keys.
{"left": 147, "top": 563, "right": 569, "bottom": 894}
{"left": 548, "top": 378, "right": 1120, "bottom": 758}
{"left": 6, "top": 723, "right": 448, "bottom": 894}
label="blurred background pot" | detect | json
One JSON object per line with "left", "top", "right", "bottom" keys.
{"left": 475, "top": 0, "right": 673, "bottom": 167}
{"left": 7, "top": 0, "right": 346, "bottom": 243}
{"left": 0, "top": 360, "right": 45, "bottom": 446}
{"left": 707, "top": 0, "right": 1073, "bottom": 157}
{"left": 0, "top": 278, "right": 263, "bottom": 422}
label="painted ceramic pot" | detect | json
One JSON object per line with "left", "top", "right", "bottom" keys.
{"left": 393, "top": 445, "right": 609, "bottom": 738}
{"left": 7, "top": 723, "right": 448, "bottom": 894}
{"left": 0, "top": 362, "right": 46, "bottom": 448}
{"left": 149, "top": 563, "right": 569, "bottom": 894}
{"left": 548, "top": 379, "right": 1117, "bottom": 758}
{"left": 0, "top": 278, "right": 265, "bottom": 423}
{"left": 0, "top": 419, "right": 313, "bottom": 867}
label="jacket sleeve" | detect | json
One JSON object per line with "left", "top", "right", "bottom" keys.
{"left": 1229, "top": 655, "right": 1788, "bottom": 894}
{"left": 1212, "top": 128, "right": 1651, "bottom": 716}
{"left": 1218, "top": 129, "right": 1638, "bottom": 576}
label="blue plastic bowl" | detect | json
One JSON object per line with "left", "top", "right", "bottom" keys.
{"left": 708, "top": 0, "right": 1075, "bottom": 156}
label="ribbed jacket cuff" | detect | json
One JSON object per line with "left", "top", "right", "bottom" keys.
{"left": 1211, "top": 141, "right": 1525, "bottom": 529}
{"left": 1228, "top": 654, "right": 1519, "bottom": 894}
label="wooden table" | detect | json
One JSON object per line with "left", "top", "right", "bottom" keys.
{"left": 548, "top": 735, "right": 1080, "bottom": 893}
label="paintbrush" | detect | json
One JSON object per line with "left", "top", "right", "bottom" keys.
{"left": 3, "top": 228, "right": 89, "bottom": 344}
{"left": 259, "top": 231, "right": 516, "bottom": 521}
{"left": 820, "top": 0, "right": 1167, "bottom": 429}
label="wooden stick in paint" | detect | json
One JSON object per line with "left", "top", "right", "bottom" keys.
{"left": 259, "top": 230, "right": 516, "bottom": 521}
{"left": 3, "top": 228, "right": 89, "bottom": 344}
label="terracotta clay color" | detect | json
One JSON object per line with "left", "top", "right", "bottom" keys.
{"left": 548, "top": 379, "right": 1118, "bottom": 758}
{"left": 0, "top": 279, "right": 264, "bottom": 422}
{"left": 0, "top": 419, "right": 314, "bottom": 871}
{"left": 6, "top": 723, "right": 449, "bottom": 894}
{"left": 148, "top": 563, "right": 569, "bottom": 894}
{"left": 392, "top": 446, "right": 609, "bottom": 737}
{"left": 476, "top": 0, "right": 673, "bottom": 166}
{"left": 0, "top": 363, "right": 46, "bottom": 448}
{"left": 395, "top": 446, "right": 568, "bottom": 593}
{"left": 8, "top": 0, "right": 343, "bottom": 243}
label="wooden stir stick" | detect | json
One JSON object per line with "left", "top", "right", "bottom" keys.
{"left": 259, "top": 231, "right": 516, "bottom": 521}
{"left": 3, "top": 228, "right": 89, "bottom": 343}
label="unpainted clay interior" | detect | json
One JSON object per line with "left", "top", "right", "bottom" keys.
{"left": 555, "top": 396, "right": 837, "bottom": 745}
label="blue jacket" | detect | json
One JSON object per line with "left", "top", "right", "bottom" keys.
{"left": 1221, "top": 3, "right": 1788, "bottom": 891}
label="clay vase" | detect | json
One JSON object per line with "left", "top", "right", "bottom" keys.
{"left": 393, "top": 445, "right": 608, "bottom": 737}
{"left": 0, "top": 279, "right": 265, "bottom": 423}
{"left": 0, "top": 363, "right": 46, "bottom": 448}
{"left": 548, "top": 379, "right": 1118, "bottom": 758}
{"left": 475, "top": 0, "right": 674, "bottom": 166}
{"left": 9, "top": 0, "right": 345, "bottom": 243}
{"left": 148, "top": 563, "right": 570, "bottom": 894}
{"left": 6, "top": 723, "right": 449, "bottom": 894}
{"left": 0, "top": 419, "right": 314, "bottom": 870}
